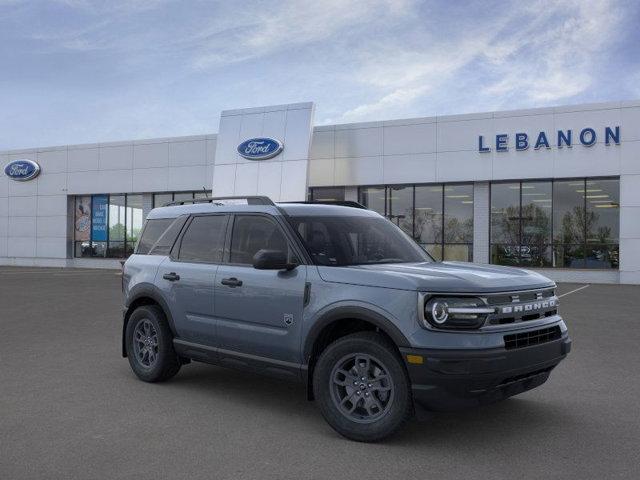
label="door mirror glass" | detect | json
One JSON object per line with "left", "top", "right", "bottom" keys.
{"left": 253, "top": 249, "right": 296, "bottom": 270}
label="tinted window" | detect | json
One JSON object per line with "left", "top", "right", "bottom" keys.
{"left": 148, "top": 216, "right": 188, "bottom": 255}
{"left": 289, "top": 215, "right": 430, "bottom": 266}
{"left": 230, "top": 216, "right": 289, "bottom": 264}
{"left": 178, "top": 215, "right": 227, "bottom": 263}
{"left": 136, "top": 218, "right": 174, "bottom": 254}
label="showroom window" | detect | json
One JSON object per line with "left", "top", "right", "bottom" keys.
{"left": 152, "top": 190, "right": 210, "bottom": 208}
{"left": 359, "top": 184, "right": 474, "bottom": 261}
{"left": 74, "top": 193, "right": 145, "bottom": 258}
{"left": 309, "top": 187, "right": 345, "bottom": 202}
{"left": 490, "top": 178, "right": 619, "bottom": 269}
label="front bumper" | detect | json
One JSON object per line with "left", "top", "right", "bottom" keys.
{"left": 400, "top": 333, "right": 571, "bottom": 411}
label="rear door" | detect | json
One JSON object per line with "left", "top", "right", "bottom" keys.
{"left": 214, "top": 214, "right": 307, "bottom": 364}
{"left": 157, "top": 214, "right": 229, "bottom": 346}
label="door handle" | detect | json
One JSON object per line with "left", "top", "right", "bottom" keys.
{"left": 162, "top": 272, "right": 180, "bottom": 282}
{"left": 221, "top": 277, "right": 243, "bottom": 287}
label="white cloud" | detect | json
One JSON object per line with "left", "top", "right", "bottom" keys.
{"left": 334, "top": 0, "right": 625, "bottom": 122}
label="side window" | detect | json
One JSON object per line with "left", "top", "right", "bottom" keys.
{"left": 136, "top": 218, "right": 174, "bottom": 254}
{"left": 178, "top": 215, "right": 227, "bottom": 263}
{"left": 148, "top": 215, "right": 188, "bottom": 255}
{"left": 230, "top": 215, "right": 289, "bottom": 264}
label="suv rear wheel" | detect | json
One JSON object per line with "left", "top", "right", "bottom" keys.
{"left": 313, "top": 331, "right": 413, "bottom": 442}
{"left": 125, "top": 305, "right": 181, "bottom": 382}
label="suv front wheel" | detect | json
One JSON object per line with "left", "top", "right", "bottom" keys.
{"left": 125, "top": 305, "right": 181, "bottom": 382}
{"left": 313, "top": 332, "right": 413, "bottom": 441}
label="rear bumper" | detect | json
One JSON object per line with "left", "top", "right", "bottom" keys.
{"left": 400, "top": 333, "right": 571, "bottom": 411}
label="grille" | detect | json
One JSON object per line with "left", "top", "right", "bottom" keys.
{"left": 486, "top": 289, "right": 558, "bottom": 326}
{"left": 504, "top": 326, "right": 561, "bottom": 350}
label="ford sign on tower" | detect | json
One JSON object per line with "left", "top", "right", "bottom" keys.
{"left": 237, "top": 137, "right": 283, "bottom": 160}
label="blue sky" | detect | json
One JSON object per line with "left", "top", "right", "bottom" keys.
{"left": 1, "top": 0, "right": 639, "bottom": 150}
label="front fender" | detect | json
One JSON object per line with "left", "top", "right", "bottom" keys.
{"left": 302, "top": 303, "right": 411, "bottom": 360}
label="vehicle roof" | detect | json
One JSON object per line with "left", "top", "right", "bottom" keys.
{"left": 146, "top": 201, "right": 378, "bottom": 220}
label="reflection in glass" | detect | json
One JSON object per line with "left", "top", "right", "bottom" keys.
{"left": 415, "top": 185, "right": 442, "bottom": 244}
{"left": 520, "top": 181, "right": 552, "bottom": 267}
{"left": 359, "top": 187, "right": 385, "bottom": 216}
{"left": 444, "top": 244, "right": 472, "bottom": 262}
{"left": 444, "top": 184, "right": 473, "bottom": 244}
{"left": 491, "top": 178, "right": 620, "bottom": 269}
{"left": 553, "top": 180, "right": 585, "bottom": 245}
{"left": 126, "top": 194, "right": 143, "bottom": 255}
{"left": 173, "top": 192, "right": 194, "bottom": 203}
{"left": 387, "top": 186, "right": 413, "bottom": 236}
{"left": 310, "top": 187, "right": 345, "bottom": 201}
{"left": 153, "top": 193, "right": 173, "bottom": 208}
{"left": 491, "top": 183, "right": 520, "bottom": 245}
{"left": 423, "top": 243, "right": 442, "bottom": 261}
{"left": 585, "top": 179, "right": 619, "bottom": 245}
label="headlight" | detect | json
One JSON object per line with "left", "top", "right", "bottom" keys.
{"left": 422, "top": 296, "right": 495, "bottom": 329}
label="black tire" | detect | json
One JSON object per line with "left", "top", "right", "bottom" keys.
{"left": 125, "top": 305, "right": 181, "bottom": 382}
{"left": 313, "top": 331, "right": 413, "bottom": 442}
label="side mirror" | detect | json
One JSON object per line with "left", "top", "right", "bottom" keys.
{"left": 252, "top": 249, "right": 297, "bottom": 271}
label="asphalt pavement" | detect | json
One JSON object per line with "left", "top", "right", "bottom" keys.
{"left": 0, "top": 267, "right": 638, "bottom": 479}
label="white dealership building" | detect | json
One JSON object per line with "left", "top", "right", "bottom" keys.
{"left": 1, "top": 100, "right": 639, "bottom": 284}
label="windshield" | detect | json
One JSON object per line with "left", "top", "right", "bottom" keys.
{"left": 287, "top": 214, "right": 432, "bottom": 266}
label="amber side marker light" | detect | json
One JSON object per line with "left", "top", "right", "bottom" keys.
{"left": 406, "top": 355, "right": 424, "bottom": 365}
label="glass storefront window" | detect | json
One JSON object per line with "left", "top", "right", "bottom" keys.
{"left": 126, "top": 194, "right": 143, "bottom": 255}
{"left": 492, "top": 178, "right": 619, "bottom": 269}
{"left": 520, "top": 181, "right": 552, "bottom": 267}
{"left": 444, "top": 184, "right": 473, "bottom": 262}
{"left": 359, "top": 183, "right": 473, "bottom": 262}
{"left": 309, "top": 187, "right": 345, "bottom": 202}
{"left": 153, "top": 191, "right": 209, "bottom": 207}
{"left": 387, "top": 186, "right": 413, "bottom": 236}
{"left": 108, "top": 195, "right": 125, "bottom": 257}
{"left": 74, "top": 193, "right": 147, "bottom": 259}
{"left": 153, "top": 193, "right": 173, "bottom": 208}
{"left": 74, "top": 196, "right": 92, "bottom": 257}
{"left": 415, "top": 185, "right": 443, "bottom": 260}
{"left": 359, "top": 187, "right": 386, "bottom": 216}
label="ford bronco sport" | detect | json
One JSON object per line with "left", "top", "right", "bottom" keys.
{"left": 122, "top": 196, "right": 570, "bottom": 441}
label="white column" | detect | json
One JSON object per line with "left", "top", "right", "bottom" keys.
{"left": 619, "top": 173, "right": 640, "bottom": 284}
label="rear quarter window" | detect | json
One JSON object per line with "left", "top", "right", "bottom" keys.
{"left": 136, "top": 216, "right": 188, "bottom": 255}
{"left": 136, "top": 218, "right": 174, "bottom": 254}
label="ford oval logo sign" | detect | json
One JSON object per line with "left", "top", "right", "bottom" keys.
{"left": 237, "top": 137, "right": 283, "bottom": 160}
{"left": 4, "top": 159, "right": 41, "bottom": 181}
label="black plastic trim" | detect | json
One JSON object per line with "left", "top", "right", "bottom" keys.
{"left": 303, "top": 306, "right": 411, "bottom": 360}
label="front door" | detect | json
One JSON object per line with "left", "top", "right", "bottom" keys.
{"left": 214, "top": 214, "right": 307, "bottom": 364}
{"left": 157, "top": 214, "right": 229, "bottom": 346}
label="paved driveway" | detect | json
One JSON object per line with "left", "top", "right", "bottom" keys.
{"left": 0, "top": 267, "right": 638, "bottom": 479}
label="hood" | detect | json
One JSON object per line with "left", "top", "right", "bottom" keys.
{"left": 316, "top": 261, "right": 555, "bottom": 293}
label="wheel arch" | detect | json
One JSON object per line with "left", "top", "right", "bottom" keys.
{"left": 122, "top": 284, "right": 176, "bottom": 357}
{"left": 303, "top": 306, "right": 411, "bottom": 400}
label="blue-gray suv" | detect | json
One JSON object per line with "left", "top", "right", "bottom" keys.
{"left": 122, "top": 196, "right": 571, "bottom": 441}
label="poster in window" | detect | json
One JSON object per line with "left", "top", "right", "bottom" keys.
{"left": 91, "top": 194, "right": 108, "bottom": 242}
{"left": 74, "top": 196, "right": 91, "bottom": 241}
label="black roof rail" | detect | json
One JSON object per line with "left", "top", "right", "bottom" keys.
{"left": 164, "top": 196, "right": 276, "bottom": 207}
{"left": 281, "top": 200, "right": 368, "bottom": 209}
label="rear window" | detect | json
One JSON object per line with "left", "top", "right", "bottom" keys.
{"left": 136, "top": 218, "right": 174, "bottom": 254}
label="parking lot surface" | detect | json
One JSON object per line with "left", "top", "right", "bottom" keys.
{"left": 0, "top": 267, "right": 639, "bottom": 480}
